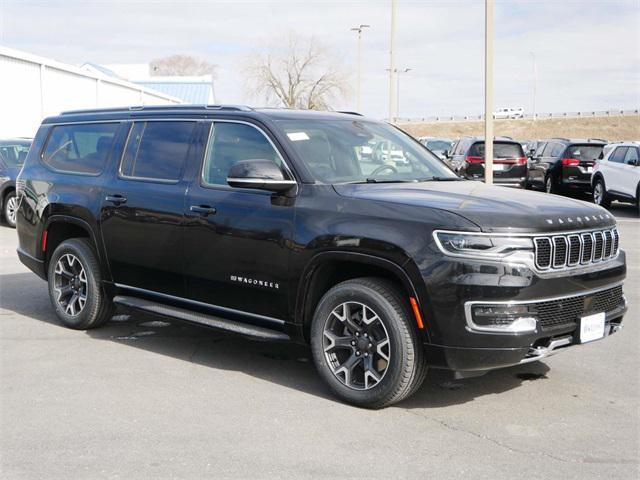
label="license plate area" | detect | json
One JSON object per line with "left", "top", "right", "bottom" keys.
{"left": 579, "top": 312, "right": 605, "bottom": 343}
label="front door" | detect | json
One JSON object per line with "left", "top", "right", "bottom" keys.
{"left": 182, "top": 121, "right": 295, "bottom": 323}
{"left": 100, "top": 120, "right": 198, "bottom": 297}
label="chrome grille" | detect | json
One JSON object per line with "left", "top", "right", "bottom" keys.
{"left": 535, "top": 228, "right": 619, "bottom": 271}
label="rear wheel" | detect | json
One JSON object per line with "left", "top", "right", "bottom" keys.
{"left": 310, "top": 277, "right": 427, "bottom": 409}
{"left": 593, "top": 178, "right": 611, "bottom": 208}
{"left": 3, "top": 191, "right": 17, "bottom": 228}
{"left": 47, "top": 238, "right": 114, "bottom": 329}
{"left": 545, "top": 175, "right": 559, "bottom": 194}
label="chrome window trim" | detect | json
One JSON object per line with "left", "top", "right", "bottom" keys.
{"left": 199, "top": 120, "right": 298, "bottom": 190}
{"left": 463, "top": 281, "right": 625, "bottom": 335}
{"left": 114, "top": 283, "right": 286, "bottom": 325}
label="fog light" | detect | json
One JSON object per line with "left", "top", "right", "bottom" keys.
{"left": 469, "top": 304, "right": 538, "bottom": 333}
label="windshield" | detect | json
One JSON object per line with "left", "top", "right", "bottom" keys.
{"left": 426, "top": 140, "right": 452, "bottom": 152}
{"left": 276, "top": 119, "right": 456, "bottom": 183}
{"left": 0, "top": 143, "right": 30, "bottom": 168}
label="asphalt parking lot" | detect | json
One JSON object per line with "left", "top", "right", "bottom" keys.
{"left": 0, "top": 204, "right": 638, "bottom": 480}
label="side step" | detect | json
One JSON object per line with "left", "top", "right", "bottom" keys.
{"left": 113, "top": 295, "right": 291, "bottom": 342}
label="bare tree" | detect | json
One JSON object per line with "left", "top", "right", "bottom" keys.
{"left": 150, "top": 55, "right": 217, "bottom": 76}
{"left": 244, "top": 33, "right": 350, "bottom": 110}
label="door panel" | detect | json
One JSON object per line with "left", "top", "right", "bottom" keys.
{"left": 99, "top": 120, "right": 198, "bottom": 296}
{"left": 182, "top": 121, "right": 294, "bottom": 322}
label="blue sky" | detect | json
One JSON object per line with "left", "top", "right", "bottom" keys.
{"left": 1, "top": 0, "right": 638, "bottom": 119}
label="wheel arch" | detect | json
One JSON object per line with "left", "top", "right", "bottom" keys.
{"left": 296, "top": 251, "right": 430, "bottom": 343}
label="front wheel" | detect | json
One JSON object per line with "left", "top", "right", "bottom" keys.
{"left": 3, "top": 191, "right": 17, "bottom": 228}
{"left": 47, "top": 238, "right": 114, "bottom": 330}
{"left": 310, "top": 278, "right": 427, "bottom": 409}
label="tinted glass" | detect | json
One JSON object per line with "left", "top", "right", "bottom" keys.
{"left": 426, "top": 140, "right": 452, "bottom": 151}
{"left": 467, "top": 142, "right": 524, "bottom": 158}
{"left": 0, "top": 143, "right": 30, "bottom": 168}
{"left": 624, "top": 147, "right": 638, "bottom": 165}
{"left": 610, "top": 147, "right": 627, "bottom": 163}
{"left": 542, "top": 142, "right": 556, "bottom": 156}
{"left": 534, "top": 142, "right": 546, "bottom": 157}
{"left": 202, "top": 122, "right": 283, "bottom": 186}
{"left": 120, "top": 121, "right": 195, "bottom": 181}
{"left": 565, "top": 144, "right": 604, "bottom": 161}
{"left": 276, "top": 119, "right": 456, "bottom": 183}
{"left": 42, "top": 123, "right": 119, "bottom": 174}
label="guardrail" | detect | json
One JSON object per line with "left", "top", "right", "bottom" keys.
{"left": 397, "top": 109, "right": 639, "bottom": 124}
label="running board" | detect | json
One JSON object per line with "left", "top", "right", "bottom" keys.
{"left": 113, "top": 295, "right": 290, "bottom": 342}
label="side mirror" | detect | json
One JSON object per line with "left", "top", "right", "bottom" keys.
{"left": 442, "top": 150, "right": 449, "bottom": 158}
{"left": 227, "top": 160, "right": 296, "bottom": 193}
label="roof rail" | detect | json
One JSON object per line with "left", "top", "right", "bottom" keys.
{"left": 588, "top": 138, "right": 608, "bottom": 143}
{"left": 337, "top": 111, "right": 363, "bottom": 116}
{"left": 551, "top": 137, "right": 571, "bottom": 142}
{"left": 61, "top": 104, "right": 253, "bottom": 115}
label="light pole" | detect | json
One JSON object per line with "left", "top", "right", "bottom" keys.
{"left": 350, "top": 24, "right": 370, "bottom": 112}
{"left": 388, "top": 0, "right": 397, "bottom": 121}
{"left": 530, "top": 51, "right": 537, "bottom": 121}
{"left": 396, "top": 68, "right": 411, "bottom": 121}
{"left": 484, "top": 0, "right": 494, "bottom": 185}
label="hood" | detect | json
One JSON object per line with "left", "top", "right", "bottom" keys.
{"left": 333, "top": 181, "right": 616, "bottom": 233}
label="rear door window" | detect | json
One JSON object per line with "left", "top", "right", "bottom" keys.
{"left": 609, "top": 147, "right": 628, "bottom": 163}
{"left": 566, "top": 144, "right": 604, "bottom": 161}
{"left": 120, "top": 121, "right": 196, "bottom": 181}
{"left": 42, "top": 123, "right": 119, "bottom": 174}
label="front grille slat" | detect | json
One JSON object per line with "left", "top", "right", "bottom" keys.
{"left": 535, "top": 228, "right": 618, "bottom": 271}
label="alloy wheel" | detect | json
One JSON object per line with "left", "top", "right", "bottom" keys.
{"left": 322, "top": 301, "right": 391, "bottom": 391}
{"left": 53, "top": 254, "right": 88, "bottom": 316}
{"left": 5, "top": 195, "right": 17, "bottom": 225}
{"left": 594, "top": 182, "right": 603, "bottom": 205}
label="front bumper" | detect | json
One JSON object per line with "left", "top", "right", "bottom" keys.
{"left": 419, "top": 251, "right": 627, "bottom": 373}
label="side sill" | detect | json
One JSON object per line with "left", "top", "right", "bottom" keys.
{"left": 17, "top": 248, "right": 46, "bottom": 280}
{"left": 113, "top": 295, "right": 291, "bottom": 342}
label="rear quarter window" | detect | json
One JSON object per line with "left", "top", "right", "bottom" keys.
{"left": 42, "top": 123, "right": 119, "bottom": 175}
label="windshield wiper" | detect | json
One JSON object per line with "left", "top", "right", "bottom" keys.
{"left": 420, "top": 176, "right": 462, "bottom": 182}
{"left": 351, "top": 178, "right": 416, "bottom": 184}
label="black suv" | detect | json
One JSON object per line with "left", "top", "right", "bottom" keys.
{"left": 446, "top": 136, "right": 528, "bottom": 187}
{"left": 1, "top": 138, "right": 31, "bottom": 228}
{"left": 15, "top": 106, "right": 627, "bottom": 408}
{"left": 527, "top": 138, "right": 606, "bottom": 194}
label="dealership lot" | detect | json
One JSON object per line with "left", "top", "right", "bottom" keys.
{"left": 0, "top": 205, "right": 638, "bottom": 479}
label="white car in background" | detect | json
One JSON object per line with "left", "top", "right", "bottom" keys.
{"left": 592, "top": 141, "right": 640, "bottom": 213}
{"left": 493, "top": 107, "right": 525, "bottom": 119}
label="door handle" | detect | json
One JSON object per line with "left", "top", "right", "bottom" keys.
{"left": 105, "top": 194, "right": 127, "bottom": 205}
{"left": 190, "top": 205, "right": 217, "bottom": 216}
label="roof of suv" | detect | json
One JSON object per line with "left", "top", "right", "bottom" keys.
{"left": 47, "top": 104, "right": 370, "bottom": 124}
{"left": 459, "top": 135, "right": 515, "bottom": 142}
{"left": 548, "top": 137, "right": 608, "bottom": 145}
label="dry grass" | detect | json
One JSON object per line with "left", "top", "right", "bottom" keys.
{"left": 397, "top": 115, "right": 640, "bottom": 142}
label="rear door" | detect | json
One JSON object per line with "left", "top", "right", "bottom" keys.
{"left": 528, "top": 141, "right": 547, "bottom": 187}
{"left": 621, "top": 147, "right": 640, "bottom": 196}
{"left": 99, "top": 120, "right": 198, "bottom": 297}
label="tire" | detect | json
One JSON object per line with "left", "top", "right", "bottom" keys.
{"left": 593, "top": 177, "right": 611, "bottom": 208}
{"left": 310, "top": 277, "right": 427, "bottom": 409}
{"left": 545, "top": 175, "right": 559, "bottom": 194}
{"left": 3, "top": 191, "right": 17, "bottom": 228}
{"left": 47, "top": 238, "right": 114, "bottom": 330}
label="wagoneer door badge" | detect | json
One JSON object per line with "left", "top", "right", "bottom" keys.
{"left": 230, "top": 275, "right": 279, "bottom": 290}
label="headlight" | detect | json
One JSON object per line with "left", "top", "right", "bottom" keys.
{"left": 434, "top": 231, "right": 534, "bottom": 259}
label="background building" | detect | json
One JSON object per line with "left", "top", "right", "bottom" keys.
{"left": 0, "top": 47, "right": 181, "bottom": 138}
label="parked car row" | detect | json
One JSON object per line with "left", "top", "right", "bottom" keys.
{"left": 416, "top": 134, "right": 638, "bottom": 214}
